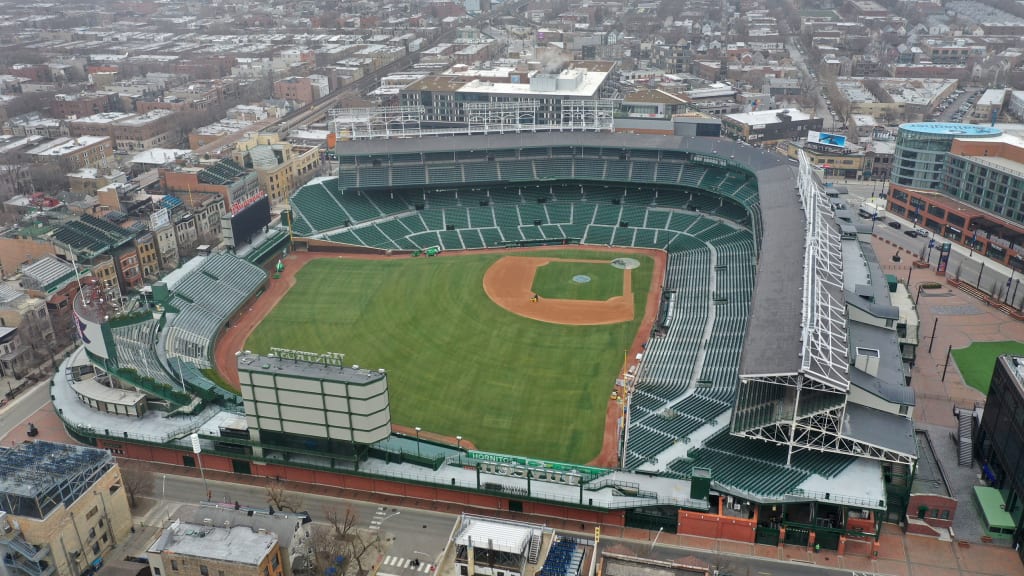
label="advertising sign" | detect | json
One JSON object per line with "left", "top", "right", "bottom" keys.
{"left": 936, "top": 242, "right": 952, "bottom": 275}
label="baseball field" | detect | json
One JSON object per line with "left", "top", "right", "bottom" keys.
{"left": 245, "top": 249, "right": 654, "bottom": 462}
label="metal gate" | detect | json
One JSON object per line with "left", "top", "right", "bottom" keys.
{"left": 755, "top": 526, "right": 780, "bottom": 546}
{"left": 816, "top": 530, "right": 841, "bottom": 550}
{"left": 785, "top": 527, "right": 810, "bottom": 547}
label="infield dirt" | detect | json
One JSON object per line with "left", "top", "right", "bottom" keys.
{"left": 483, "top": 256, "right": 634, "bottom": 325}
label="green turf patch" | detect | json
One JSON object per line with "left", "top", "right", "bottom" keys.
{"left": 951, "top": 341, "right": 1024, "bottom": 395}
{"left": 531, "top": 260, "right": 622, "bottom": 301}
{"left": 245, "top": 250, "right": 652, "bottom": 463}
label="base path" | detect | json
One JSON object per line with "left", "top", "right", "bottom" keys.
{"left": 482, "top": 256, "right": 633, "bottom": 325}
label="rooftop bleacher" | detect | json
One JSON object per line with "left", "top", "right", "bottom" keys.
{"left": 164, "top": 253, "right": 267, "bottom": 368}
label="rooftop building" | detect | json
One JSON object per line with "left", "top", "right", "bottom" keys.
{"left": 147, "top": 519, "right": 284, "bottom": 576}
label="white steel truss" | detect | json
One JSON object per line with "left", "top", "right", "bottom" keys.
{"left": 329, "top": 101, "right": 614, "bottom": 140}
{"left": 798, "top": 149, "right": 849, "bottom": 392}
{"left": 729, "top": 153, "right": 915, "bottom": 467}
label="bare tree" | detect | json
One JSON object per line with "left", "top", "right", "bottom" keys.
{"left": 265, "top": 478, "right": 304, "bottom": 513}
{"left": 303, "top": 506, "right": 384, "bottom": 576}
{"left": 119, "top": 459, "right": 154, "bottom": 509}
{"left": 346, "top": 527, "right": 383, "bottom": 575}
{"left": 308, "top": 524, "right": 347, "bottom": 575}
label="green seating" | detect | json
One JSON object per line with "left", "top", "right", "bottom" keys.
{"left": 519, "top": 226, "right": 543, "bottom": 241}
{"left": 634, "top": 228, "right": 658, "bottom": 248}
{"left": 420, "top": 209, "right": 444, "bottom": 230}
{"left": 480, "top": 228, "right": 504, "bottom": 246}
{"left": 467, "top": 206, "right": 496, "bottom": 227}
{"left": 428, "top": 164, "right": 462, "bottom": 185}
{"left": 459, "top": 229, "right": 484, "bottom": 249}
{"left": 546, "top": 203, "right": 572, "bottom": 223}
{"left": 438, "top": 230, "right": 463, "bottom": 250}
{"left": 444, "top": 207, "right": 469, "bottom": 229}
{"left": 612, "top": 226, "right": 635, "bottom": 247}
{"left": 593, "top": 204, "right": 621, "bottom": 226}
{"left": 644, "top": 210, "right": 670, "bottom": 229}
{"left": 398, "top": 214, "right": 426, "bottom": 233}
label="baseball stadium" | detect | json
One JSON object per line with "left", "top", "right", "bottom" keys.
{"left": 51, "top": 132, "right": 919, "bottom": 555}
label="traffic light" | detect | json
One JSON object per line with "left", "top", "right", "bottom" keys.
{"left": 594, "top": 526, "right": 601, "bottom": 543}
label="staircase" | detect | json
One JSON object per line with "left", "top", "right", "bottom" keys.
{"left": 957, "top": 409, "right": 973, "bottom": 467}
{"left": 527, "top": 531, "right": 542, "bottom": 564}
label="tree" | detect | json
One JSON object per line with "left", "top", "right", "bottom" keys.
{"left": 303, "top": 506, "right": 384, "bottom": 576}
{"left": 265, "top": 478, "right": 304, "bottom": 513}
{"left": 119, "top": 459, "right": 154, "bottom": 509}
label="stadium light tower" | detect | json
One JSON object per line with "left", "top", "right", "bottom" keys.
{"left": 456, "top": 435, "right": 463, "bottom": 465}
{"left": 415, "top": 426, "right": 422, "bottom": 457}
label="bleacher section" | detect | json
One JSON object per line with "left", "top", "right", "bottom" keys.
{"left": 666, "top": 432, "right": 856, "bottom": 497}
{"left": 164, "top": 253, "right": 268, "bottom": 368}
{"left": 625, "top": 229, "right": 756, "bottom": 469}
{"left": 539, "top": 537, "right": 584, "bottom": 576}
{"left": 111, "top": 319, "right": 176, "bottom": 388}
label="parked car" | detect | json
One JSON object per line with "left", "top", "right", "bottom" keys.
{"left": 915, "top": 228, "right": 930, "bottom": 237}
{"left": 904, "top": 230, "right": 919, "bottom": 238}
{"left": 888, "top": 221, "right": 902, "bottom": 229}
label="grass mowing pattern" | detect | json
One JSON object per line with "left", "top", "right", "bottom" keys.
{"left": 951, "top": 341, "right": 1024, "bottom": 395}
{"left": 246, "top": 250, "right": 652, "bottom": 462}
{"left": 531, "top": 260, "right": 622, "bottom": 301}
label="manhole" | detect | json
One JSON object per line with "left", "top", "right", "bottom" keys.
{"left": 611, "top": 258, "right": 641, "bottom": 270}
{"left": 572, "top": 275, "right": 592, "bottom": 284}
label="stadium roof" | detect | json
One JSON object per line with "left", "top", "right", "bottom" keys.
{"left": 454, "top": 515, "right": 539, "bottom": 554}
{"left": 842, "top": 403, "right": 916, "bottom": 455}
{"left": 346, "top": 133, "right": 805, "bottom": 376}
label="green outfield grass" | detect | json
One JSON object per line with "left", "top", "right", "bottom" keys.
{"left": 246, "top": 249, "right": 652, "bottom": 462}
{"left": 531, "top": 260, "right": 623, "bottom": 301}
{"left": 951, "top": 341, "right": 1024, "bottom": 395}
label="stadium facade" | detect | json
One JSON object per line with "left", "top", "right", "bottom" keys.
{"left": 51, "top": 133, "right": 917, "bottom": 555}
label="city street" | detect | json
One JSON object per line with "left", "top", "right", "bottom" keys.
{"left": 832, "top": 178, "right": 1022, "bottom": 308}
{"left": 137, "top": 474, "right": 879, "bottom": 576}
{"left": 0, "top": 380, "right": 52, "bottom": 441}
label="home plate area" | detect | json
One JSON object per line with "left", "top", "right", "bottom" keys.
{"left": 379, "top": 556, "right": 435, "bottom": 573}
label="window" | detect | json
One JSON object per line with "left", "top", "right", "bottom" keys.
{"left": 200, "top": 565, "right": 209, "bottom": 576}
{"left": 271, "top": 554, "right": 280, "bottom": 569}
{"left": 91, "top": 542, "right": 100, "bottom": 554}
{"left": 154, "top": 569, "right": 161, "bottom": 576}
{"left": 171, "top": 560, "right": 178, "bottom": 571}
{"left": 941, "top": 510, "right": 950, "bottom": 520}
{"left": 86, "top": 506, "right": 99, "bottom": 520}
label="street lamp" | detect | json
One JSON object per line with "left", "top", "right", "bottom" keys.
{"left": 648, "top": 526, "right": 664, "bottom": 554}
{"left": 415, "top": 427, "right": 422, "bottom": 457}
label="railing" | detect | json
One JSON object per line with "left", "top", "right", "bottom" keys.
{"left": 788, "top": 488, "right": 884, "bottom": 509}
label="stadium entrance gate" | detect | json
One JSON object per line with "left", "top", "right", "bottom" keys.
{"left": 784, "top": 527, "right": 810, "bottom": 547}
{"left": 624, "top": 509, "right": 678, "bottom": 533}
{"left": 815, "top": 529, "right": 841, "bottom": 551}
{"left": 755, "top": 526, "right": 780, "bottom": 546}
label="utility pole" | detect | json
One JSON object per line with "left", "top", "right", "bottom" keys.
{"left": 928, "top": 317, "right": 939, "bottom": 354}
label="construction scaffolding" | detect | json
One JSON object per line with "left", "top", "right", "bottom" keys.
{"left": 329, "top": 100, "right": 614, "bottom": 140}
{"left": 0, "top": 442, "right": 114, "bottom": 519}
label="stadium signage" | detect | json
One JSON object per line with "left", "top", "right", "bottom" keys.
{"left": 690, "top": 154, "right": 727, "bottom": 168}
{"left": 231, "top": 190, "right": 267, "bottom": 215}
{"left": 467, "top": 450, "right": 607, "bottom": 477}
{"left": 269, "top": 347, "right": 346, "bottom": 366}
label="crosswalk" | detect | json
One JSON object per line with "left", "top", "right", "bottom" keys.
{"left": 369, "top": 506, "right": 395, "bottom": 532}
{"left": 378, "top": 555, "right": 434, "bottom": 573}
